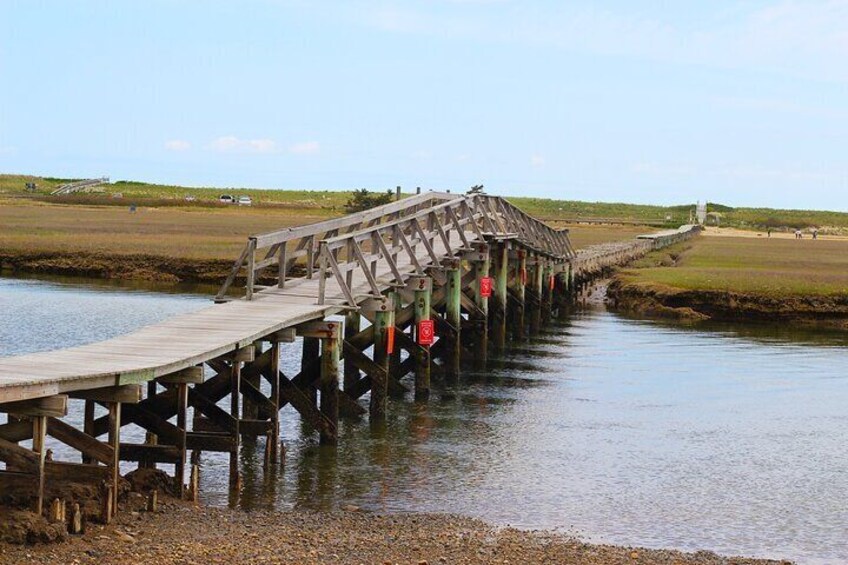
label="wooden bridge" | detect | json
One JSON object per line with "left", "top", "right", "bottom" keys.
{"left": 0, "top": 191, "right": 698, "bottom": 527}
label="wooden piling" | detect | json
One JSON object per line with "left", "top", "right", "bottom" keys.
{"left": 33, "top": 415, "right": 47, "bottom": 515}
{"left": 412, "top": 276, "right": 432, "bottom": 400}
{"left": 471, "top": 246, "right": 490, "bottom": 368}
{"left": 266, "top": 340, "right": 281, "bottom": 467}
{"left": 107, "top": 402, "right": 120, "bottom": 517}
{"left": 371, "top": 303, "right": 392, "bottom": 420}
{"left": 319, "top": 326, "right": 340, "bottom": 445}
{"left": 343, "top": 310, "right": 361, "bottom": 395}
{"left": 301, "top": 337, "right": 320, "bottom": 409}
{"left": 445, "top": 262, "right": 462, "bottom": 377}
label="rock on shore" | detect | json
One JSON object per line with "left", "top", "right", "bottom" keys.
{"left": 0, "top": 503, "right": 789, "bottom": 565}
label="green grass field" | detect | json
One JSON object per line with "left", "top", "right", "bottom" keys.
{"left": 618, "top": 235, "right": 848, "bottom": 297}
{"left": 5, "top": 173, "right": 847, "bottom": 231}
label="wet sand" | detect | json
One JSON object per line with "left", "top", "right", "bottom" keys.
{"left": 0, "top": 502, "right": 789, "bottom": 565}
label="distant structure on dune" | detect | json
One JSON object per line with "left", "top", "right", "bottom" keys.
{"left": 695, "top": 201, "right": 707, "bottom": 225}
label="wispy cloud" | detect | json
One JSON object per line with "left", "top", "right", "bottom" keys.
{"left": 289, "top": 141, "right": 320, "bottom": 155}
{"left": 360, "top": 2, "right": 848, "bottom": 82}
{"left": 164, "top": 139, "right": 191, "bottom": 152}
{"left": 209, "top": 136, "right": 278, "bottom": 154}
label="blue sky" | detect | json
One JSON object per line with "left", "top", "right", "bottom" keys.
{"left": 1, "top": 1, "right": 846, "bottom": 209}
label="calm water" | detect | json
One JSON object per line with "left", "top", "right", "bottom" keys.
{"left": 1, "top": 276, "right": 847, "bottom": 564}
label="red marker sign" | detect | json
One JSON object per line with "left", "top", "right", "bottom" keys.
{"left": 521, "top": 267, "right": 528, "bottom": 285}
{"left": 386, "top": 326, "right": 395, "bottom": 354}
{"left": 549, "top": 275, "right": 555, "bottom": 291}
{"left": 417, "top": 319, "right": 435, "bottom": 346}
{"left": 479, "top": 276, "right": 492, "bottom": 298}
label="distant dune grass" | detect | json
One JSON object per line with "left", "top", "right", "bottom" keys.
{"left": 619, "top": 236, "right": 848, "bottom": 297}
{"left": 3, "top": 173, "right": 848, "bottom": 231}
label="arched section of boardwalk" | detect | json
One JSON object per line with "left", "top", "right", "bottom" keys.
{"left": 0, "top": 191, "right": 698, "bottom": 520}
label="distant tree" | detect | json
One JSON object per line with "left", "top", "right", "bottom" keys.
{"left": 345, "top": 188, "right": 394, "bottom": 213}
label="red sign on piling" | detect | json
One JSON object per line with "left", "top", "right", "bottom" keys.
{"left": 480, "top": 276, "right": 492, "bottom": 298}
{"left": 521, "top": 267, "right": 528, "bottom": 285}
{"left": 418, "top": 319, "right": 435, "bottom": 346}
{"left": 549, "top": 275, "right": 555, "bottom": 291}
{"left": 386, "top": 326, "right": 395, "bottom": 354}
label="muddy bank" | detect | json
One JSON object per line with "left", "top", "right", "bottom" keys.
{"left": 0, "top": 504, "right": 789, "bottom": 565}
{"left": 0, "top": 251, "right": 291, "bottom": 286}
{"left": 607, "top": 278, "right": 848, "bottom": 327}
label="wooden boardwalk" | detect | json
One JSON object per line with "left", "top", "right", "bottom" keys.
{"left": 0, "top": 191, "right": 698, "bottom": 525}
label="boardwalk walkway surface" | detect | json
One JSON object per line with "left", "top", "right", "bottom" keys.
{"left": 0, "top": 191, "right": 698, "bottom": 521}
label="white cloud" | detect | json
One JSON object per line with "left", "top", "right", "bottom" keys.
{"left": 164, "top": 139, "right": 191, "bottom": 152}
{"left": 289, "top": 141, "right": 320, "bottom": 155}
{"left": 530, "top": 155, "right": 545, "bottom": 167}
{"left": 359, "top": 2, "right": 848, "bottom": 82}
{"left": 209, "top": 136, "right": 278, "bottom": 154}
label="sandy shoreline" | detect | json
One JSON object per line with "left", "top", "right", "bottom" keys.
{"left": 0, "top": 502, "right": 789, "bottom": 565}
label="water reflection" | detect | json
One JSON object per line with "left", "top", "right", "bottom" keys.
{"left": 2, "top": 277, "right": 847, "bottom": 564}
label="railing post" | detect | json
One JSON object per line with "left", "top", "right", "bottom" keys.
{"left": 277, "top": 242, "right": 287, "bottom": 288}
{"left": 246, "top": 238, "right": 257, "bottom": 300}
{"left": 318, "top": 244, "right": 328, "bottom": 305}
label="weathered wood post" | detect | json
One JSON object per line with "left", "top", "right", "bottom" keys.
{"left": 82, "top": 400, "right": 95, "bottom": 465}
{"left": 229, "top": 346, "right": 254, "bottom": 488}
{"left": 492, "top": 241, "right": 508, "bottom": 351}
{"left": 32, "top": 414, "right": 47, "bottom": 515}
{"left": 301, "top": 337, "right": 320, "bottom": 410}
{"left": 389, "top": 290, "right": 403, "bottom": 384}
{"left": 157, "top": 365, "right": 203, "bottom": 497}
{"left": 107, "top": 400, "right": 121, "bottom": 517}
{"left": 343, "top": 310, "right": 361, "bottom": 395}
{"left": 470, "top": 244, "right": 490, "bottom": 368}
{"left": 509, "top": 248, "right": 527, "bottom": 338}
{"left": 370, "top": 296, "right": 393, "bottom": 420}
{"left": 319, "top": 322, "right": 341, "bottom": 445}
{"left": 529, "top": 254, "right": 543, "bottom": 335}
{"left": 411, "top": 275, "right": 432, "bottom": 400}
{"left": 445, "top": 259, "right": 462, "bottom": 378}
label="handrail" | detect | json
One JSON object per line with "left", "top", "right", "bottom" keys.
{"left": 216, "top": 191, "right": 576, "bottom": 303}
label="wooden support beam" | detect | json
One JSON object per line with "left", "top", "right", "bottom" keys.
{"left": 157, "top": 366, "right": 204, "bottom": 385}
{"left": 45, "top": 461, "right": 110, "bottom": 484}
{"left": 0, "top": 432, "right": 39, "bottom": 473}
{"left": 0, "top": 395, "right": 68, "bottom": 418}
{"left": 0, "top": 419, "right": 33, "bottom": 442}
{"left": 120, "top": 444, "right": 182, "bottom": 464}
{"left": 70, "top": 385, "right": 142, "bottom": 404}
{"left": 47, "top": 417, "right": 114, "bottom": 465}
